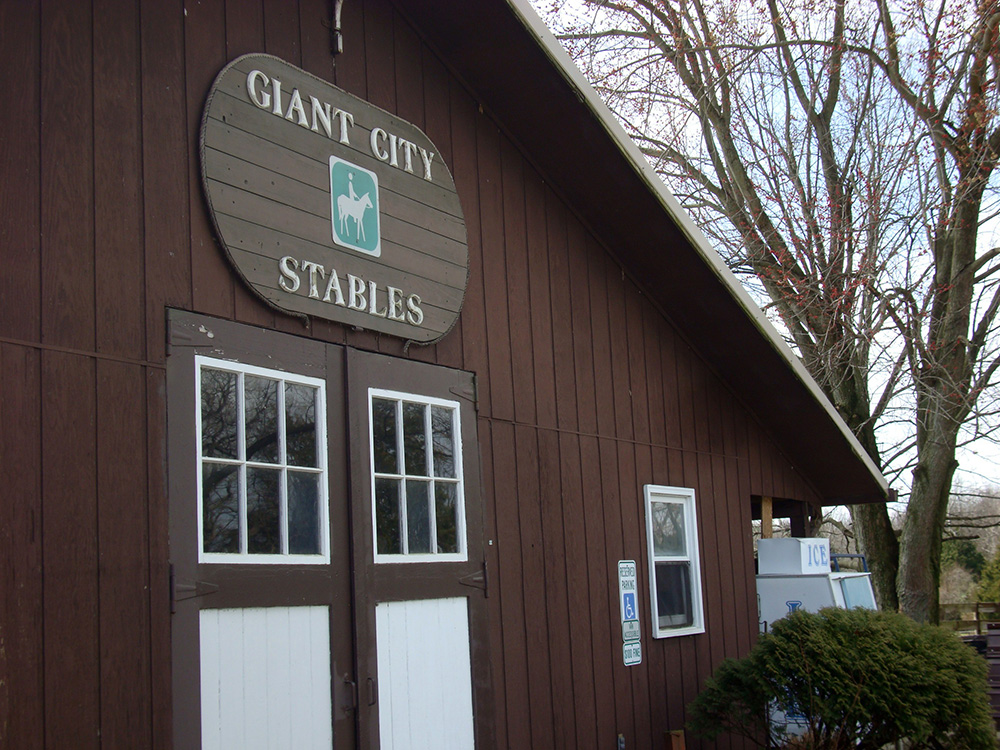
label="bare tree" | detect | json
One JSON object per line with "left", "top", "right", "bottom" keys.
{"left": 946, "top": 486, "right": 1000, "bottom": 555}
{"left": 541, "top": 0, "right": 1000, "bottom": 622}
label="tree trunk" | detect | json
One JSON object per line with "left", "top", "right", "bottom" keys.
{"left": 897, "top": 435, "right": 960, "bottom": 623}
{"left": 846, "top": 421, "right": 899, "bottom": 611}
{"left": 831, "top": 373, "right": 900, "bottom": 610}
{"left": 896, "top": 186, "right": 984, "bottom": 624}
{"left": 849, "top": 503, "right": 899, "bottom": 611}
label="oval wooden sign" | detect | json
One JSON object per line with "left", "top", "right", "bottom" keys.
{"left": 201, "top": 54, "right": 468, "bottom": 343}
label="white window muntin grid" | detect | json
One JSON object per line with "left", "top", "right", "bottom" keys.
{"left": 644, "top": 485, "right": 705, "bottom": 638}
{"left": 196, "top": 355, "right": 330, "bottom": 564}
{"left": 369, "top": 387, "right": 468, "bottom": 564}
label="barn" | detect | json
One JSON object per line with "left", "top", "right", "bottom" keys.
{"left": 0, "top": 0, "right": 891, "bottom": 748}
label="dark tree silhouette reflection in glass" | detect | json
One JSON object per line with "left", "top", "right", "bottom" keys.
{"left": 200, "top": 367, "right": 321, "bottom": 557}
{"left": 371, "top": 397, "right": 460, "bottom": 557}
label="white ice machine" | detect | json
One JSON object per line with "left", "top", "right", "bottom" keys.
{"left": 756, "top": 537, "right": 876, "bottom": 633}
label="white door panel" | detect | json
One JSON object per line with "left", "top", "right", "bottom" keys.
{"left": 375, "top": 598, "right": 474, "bottom": 749}
{"left": 199, "top": 606, "right": 333, "bottom": 750}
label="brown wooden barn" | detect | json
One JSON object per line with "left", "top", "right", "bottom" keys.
{"left": 0, "top": 0, "right": 891, "bottom": 748}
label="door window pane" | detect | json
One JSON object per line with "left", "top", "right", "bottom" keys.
{"left": 371, "top": 398, "right": 398, "bottom": 474}
{"left": 285, "top": 384, "right": 318, "bottom": 467}
{"left": 244, "top": 375, "right": 279, "bottom": 464}
{"left": 201, "top": 369, "right": 238, "bottom": 459}
{"left": 402, "top": 402, "right": 427, "bottom": 475}
{"left": 203, "top": 463, "right": 239, "bottom": 553}
{"left": 375, "top": 477, "right": 401, "bottom": 554}
{"left": 406, "top": 480, "right": 431, "bottom": 554}
{"left": 246, "top": 467, "right": 281, "bottom": 554}
{"left": 435, "top": 483, "right": 459, "bottom": 554}
{"left": 370, "top": 390, "right": 466, "bottom": 561}
{"left": 197, "top": 357, "right": 328, "bottom": 563}
{"left": 288, "top": 471, "right": 321, "bottom": 555}
{"left": 431, "top": 406, "right": 455, "bottom": 478}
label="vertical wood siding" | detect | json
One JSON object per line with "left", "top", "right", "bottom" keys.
{"left": 0, "top": 345, "right": 44, "bottom": 748}
{"left": 0, "top": 2, "right": 41, "bottom": 344}
{"left": 0, "top": 0, "right": 827, "bottom": 748}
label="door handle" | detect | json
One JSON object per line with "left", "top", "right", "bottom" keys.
{"left": 367, "top": 677, "right": 377, "bottom": 706}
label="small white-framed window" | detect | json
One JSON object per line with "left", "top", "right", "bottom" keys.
{"left": 644, "top": 485, "right": 705, "bottom": 638}
{"left": 196, "top": 356, "right": 329, "bottom": 564}
{"left": 369, "top": 388, "right": 467, "bottom": 563}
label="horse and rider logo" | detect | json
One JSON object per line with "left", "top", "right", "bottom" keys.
{"left": 329, "top": 156, "right": 381, "bottom": 257}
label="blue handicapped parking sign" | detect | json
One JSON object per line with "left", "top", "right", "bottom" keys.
{"left": 622, "top": 592, "right": 637, "bottom": 620}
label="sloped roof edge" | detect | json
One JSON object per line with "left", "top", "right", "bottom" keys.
{"left": 503, "top": 0, "right": 888, "bottom": 501}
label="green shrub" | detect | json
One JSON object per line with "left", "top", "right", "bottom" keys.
{"left": 942, "top": 538, "right": 986, "bottom": 581}
{"left": 687, "top": 607, "right": 995, "bottom": 749}
{"left": 977, "top": 547, "right": 1000, "bottom": 602}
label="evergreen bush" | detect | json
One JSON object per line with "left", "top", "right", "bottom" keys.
{"left": 977, "top": 548, "right": 1000, "bottom": 602}
{"left": 687, "top": 607, "right": 995, "bottom": 749}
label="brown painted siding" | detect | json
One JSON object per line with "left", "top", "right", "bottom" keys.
{"left": 0, "top": 1, "right": 825, "bottom": 749}
{"left": 0, "top": 345, "right": 44, "bottom": 748}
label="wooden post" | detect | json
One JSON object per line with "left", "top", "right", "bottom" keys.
{"left": 667, "top": 730, "right": 686, "bottom": 750}
{"left": 789, "top": 502, "right": 807, "bottom": 537}
{"left": 761, "top": 496, "right": 773, "bottom": 538}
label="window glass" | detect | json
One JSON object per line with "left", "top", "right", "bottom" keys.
{"left": 202, "top": 465, "right": 239, "bottom": 553}
{"left": 201, "top": 368, "right": 238, "bottom": 459}
{"left": 431, "top": 406, "right": 455, "bottom": 478}
{"left": 374, "top": 477, "right": 401, "bottom": 554}
{"left": 403, "top": 402, "right": 427, "bottom": 475}
{"left": 654, "top": 561, "right": 693, "bottom": 627}
{"left": 371, "top": 398, "right": 398, "bottom": 474}
{"left": 197, "top": 357, "right": 328, "bottom": 563}
{"left": 288, "top": 471, "right": 321, "bottom": 554}
{"left": 370, "top": 390, "right": 466, "bottom": 561}
{"left": 405, "top": 480, "right": 432, "bottom": 553}
{"left": 841, "top": 576, "right": 877, "bottom": 610}
{"left": 246, "top": 467, "right": 281, "bottom": 554}
{"left": 435, "top": 483, "right": 459, "bottom": 554}
{"left": 651, "top": 501, "right": 686, "bottom": 557}
{"left": 645, "top": 486, "right": 704, "bottom": 637}
{"left": 245, "top": 375, "right": 279, "bottom": 463}
{"left": 285, "top": 383, "right": 318, "bottom": 467}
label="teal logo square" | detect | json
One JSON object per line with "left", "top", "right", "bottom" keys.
{"left": 330, "top": 156, "right": 381, "bottom": 257}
